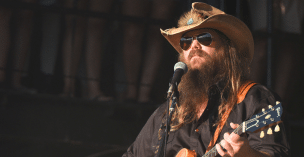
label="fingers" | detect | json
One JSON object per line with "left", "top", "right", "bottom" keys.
{"left": 216, "top": 140, "right": 233, "bottom": 157}
{"left": 224, "top": 132, "right": 244, "bottom": 146}
{"left": 216, "top": 143, "right": 226, "bottom": 156}
{"left": 222, "top": 135, "right": 234, "bottom": 154}
{"left": 230, "top": 122, "right": 239, "bottom": 129}
{"left": 217, "top": 123, "right": 248, "bottom": 157}
{"left": 228, "top": 122, "right": 246, "bottom": 145}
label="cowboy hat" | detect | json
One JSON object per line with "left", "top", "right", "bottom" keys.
{"left": 160, "top": 2, "right": 254, "bottom": 62}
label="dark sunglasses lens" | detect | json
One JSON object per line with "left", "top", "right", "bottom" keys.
{"left": 180, "top": 37, "right": 192, "bottom": 50}
{"left": 197, "top": 33, "right": 212, "bottom": 46}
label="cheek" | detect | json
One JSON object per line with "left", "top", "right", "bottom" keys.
{"left": 179, "top": 53, "right": 187, "bottom": 62}
{"left": 214, "top": 47, "right": 226, "bottom": 58}
{"left": 183, "top": 52, "right": 189, "bottom": 60}
{"left": 204, "top": 47, "right": 217, "bottom": 56}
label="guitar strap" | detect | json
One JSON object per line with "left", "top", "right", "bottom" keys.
{"left": 205, "top": 80, "right": 257, "bottom": 153}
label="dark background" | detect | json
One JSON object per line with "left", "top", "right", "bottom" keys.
{"left": 0, "top": 0, "right": 303, "bottom": 156}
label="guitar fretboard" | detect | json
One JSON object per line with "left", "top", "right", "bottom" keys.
{"left": 199, "top": 102, "right": 282, "bottom": 157}
{"left": 202, "top": 124, "right": 243, "bottom": 157}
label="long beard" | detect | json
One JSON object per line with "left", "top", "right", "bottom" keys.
{"left": 178, "top": 49, "right": 226, "bottom": 114}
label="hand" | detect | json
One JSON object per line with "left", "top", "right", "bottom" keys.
{"left": 215, "top": 122, "right": 251, "bottom": 157}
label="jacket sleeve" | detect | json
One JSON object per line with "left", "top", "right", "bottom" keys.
{"left": 244, "top": 85, "right": 290, "bottom": 157}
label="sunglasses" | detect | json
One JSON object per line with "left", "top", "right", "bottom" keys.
{"left": 179, "top": 32, "right": 213, "bottom": 51}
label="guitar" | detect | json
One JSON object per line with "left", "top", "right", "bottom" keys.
{"left": 176, "top": 101, "right": 283, "bottom": 157}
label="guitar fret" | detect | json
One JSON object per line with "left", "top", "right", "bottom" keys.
{"left": 199, "top": 103, "right": 282, "bottom": 157}
{"left": 202, "top": 123, "right": 244, "bottom": 157}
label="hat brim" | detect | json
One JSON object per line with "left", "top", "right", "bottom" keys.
{"left": 160, "top": 14, "right": 254, "bottom": 62}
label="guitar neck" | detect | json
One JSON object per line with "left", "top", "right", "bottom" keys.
{"left": 199, "top": 102, "right": 282, "bottom": 157}
{"left": 202, "top": 123, "right": 244, "bottom": 157}
{"left": 175, "top": 102, "right": 282, "bottom": 157}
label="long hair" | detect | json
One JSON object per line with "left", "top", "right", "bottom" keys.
{"left": 170, "top": 30, "right": 251, "bottom": 130}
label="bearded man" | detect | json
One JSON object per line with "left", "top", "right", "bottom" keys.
{"left": 122, "top": 2, "right": 289, "bottom": 157}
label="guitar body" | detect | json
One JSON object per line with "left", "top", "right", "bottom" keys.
{"left": 175, "top": 148, "right": 196, "bottom": 157}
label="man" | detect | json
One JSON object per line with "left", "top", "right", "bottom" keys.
{"left": 122, "top": 2, "right": 289, "bottom": 157}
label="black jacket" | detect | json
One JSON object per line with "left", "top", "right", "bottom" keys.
{"left": 122, "top": 84, "right": 290, "bottom": 157}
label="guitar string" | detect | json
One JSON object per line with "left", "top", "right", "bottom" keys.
{"left": 202, "top": 124, "right": 243, "bottom": 157}
{"left": 201, "top": 106, "right": 280, "bottom": 157}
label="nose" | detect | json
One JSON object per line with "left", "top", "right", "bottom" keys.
{"left": 191, "top": 39, "right": 202, "bottom": 50}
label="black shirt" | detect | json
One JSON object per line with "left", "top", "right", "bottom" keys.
{"left": 122, "top": 84, "right": 290, "bottom": 157}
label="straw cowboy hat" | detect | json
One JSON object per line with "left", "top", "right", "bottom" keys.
{"left": 160, "top": 2, "right": 254, "bottom": 62}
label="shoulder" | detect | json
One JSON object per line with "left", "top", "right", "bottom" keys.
{"left": 139, "top": 102, "right": 168, "bottom": 134}
{"left": 245, "top": 84, "right": 281, "bottom": 104}
{"left": 123, "top": 102, "right": 168, "bottom": 156}
{"left": 237, "top": 84, "right": 281, "bottom": 119}
{"left": 152, "top": 102, "right": 168, "bottom": 120}
{"left": 239, "top": 85, "right": 290, "bottom": 156}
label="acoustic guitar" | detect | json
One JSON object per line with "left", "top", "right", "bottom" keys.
{"left": 176, "top": 101, "right": 283, "bottom": 157}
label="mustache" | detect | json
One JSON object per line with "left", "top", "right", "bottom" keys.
{"left": 188, "top": 49, "right": 211, "bottom": 60}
